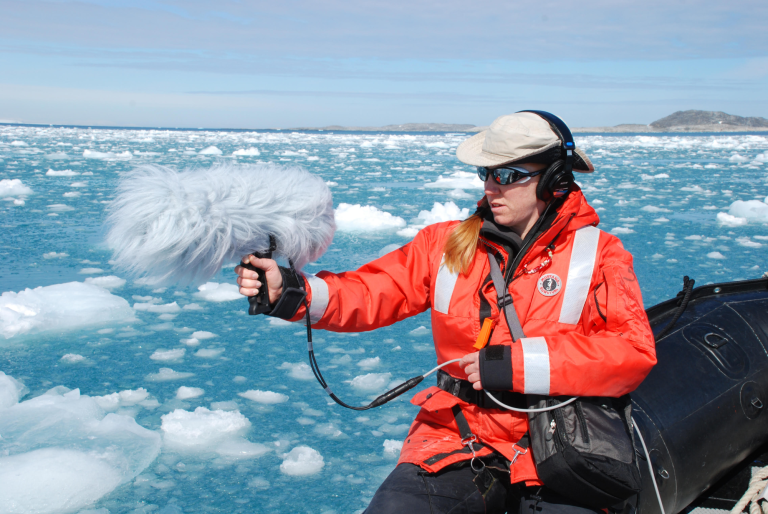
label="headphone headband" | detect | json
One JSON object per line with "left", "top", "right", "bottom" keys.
{"left": 517, "top": 110, "right": 574, "bottom": 175}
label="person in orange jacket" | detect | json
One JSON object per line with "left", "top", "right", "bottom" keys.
{"left": 235, "top": 111, "right": 656, "bottom": 513}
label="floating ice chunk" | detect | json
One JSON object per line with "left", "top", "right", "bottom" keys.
{"left": 0, "top": 384, "right": 161, "bottom": 514}
{"left": 716, "top": 212, "right": 748, "bottom": 227}
{"left": 280, "top": 446, "right": 324, "bottom": 476}
{"left": 150, "top": 348, "right": 186, "bottom": 361}
{"left": 133, "top": 302, "right": 181, "bottom": 313}
{"left": 424, "top": 171, "right": 483, "bottom": 190}
{"left": 278, "top": 362, "right": 314, "bottom": 380}
{"left": 269, "top": 317, "right": 293, "bottom": 327}
{"left": 335, "top": 203, "right": 406, "bottom": 232}
{"left": 180, "top": 337, "right": 200, "bottom": 346}
{"left": 0, "top": 371, "right": 27, "bottom": 409}
{"left": 383, "top": 439, "right": 404, "bottom": 457}
{"left": 736, "top": 237, "right": 762, "bottom": 248}
{"left": 409, "top": 326, "right": 430, "bottom": 336}
{"left": 681, "top": 185, "right": 705, "bottom": 192}
{"left": 640, "top": 173, "right": 669, "bottom": 180}
{"left": 350, "top": 372, "right": 392, "bottom": 392}
{"left": 193, "top": 282, "right": 241, "bottom": 302}
{"left": 216, "top": 439, "right": 270, "bottom": 459}
{"left": 729, "top": 153, "right": 749, "bottom": 162}
{"left": 248, "top": 477, "right": 270, "bottom": 489}
{"left": 70, "top": 181, "right": 88, "bottom": 187}
{"left": 728, "top": 199, "right": 768, "bottom": 223}
{"left": 641, "top": 205, "right": 671, "bottom": 213}
{"left": 145, "top": 368, "right": 195, "bottom": 382}
{"left": 161, "top": 407, "right": 250, "bottom": 451}
{"left": 357, "top": 357, "right": 381, "bottom": 369}
{"left": 233, "top": 376, "right": 247, "bottom": 383}
{"left": 707, "top": 252, "right": 726, "bottom": 259}
{"left": 0, "top": 282, "right": 134, "bottom": 339}
{"left": 194, "top": 348, "right": 224, "bottom": 358}
{"left": 210, "top": 400, "right": 240, "bottom": 411}
{"left": 61, "top": 353, "right": 86, "bottom": 363}
{"left": 49, "top": 204, "right": 75, "bottom": 212}
{"left": 93, "top": 388, "right": 150, "bottom": 411}
{"left": 232, "top": 148, "right": 260, "bottom": 156}
{"left": 325, "top": 181, "right": 338, "bottom": 186}
{"left": 754, "top": 153, "right": 768, "bottom": 163}
{"left": 46, "top": 168, "right": 79, "bottom": 177}
{"left": 10, "top": 140, "right": 28, "bottom": 146}
{"left": 238, "top": 390, "right": 289, "bottom": 404}
{"left": 399, "top": 202, "right": 470, "bottom": 238}
{"left": 176, "top": 386, "right": 204, "bottom": 400}
{"left": 84, "top": 276, "right": 126, "bottom": 290}
{"left": 378, "top": 243, "right": 402, "bottom": 257}
{"left": 191, "top": 330, "right": 217, "bottom": 339}
{"left": 63, "top": 191, "right": 80, "bottom": 197}
{"left": 79, "top": 267, "right": 103, "bottom": 274}
{"left": 396, "top": 227, "right": 419, "bottom": 238}
{"left": 0, "top": 178, "right": 33, "bottom": 197}
{"left": 83, "top": 149, "right": 132, "bottom": 160}
{"left": 182, "top": 303, "right": 203, "bottom": 311}
{"left": 448, "top": 188, "right": 473, "bottom": 199}
{"left": 611, "top": 227, "right": 635, "bottom": 234}
{"left": 198, "top": 146, "right": 222, "bottom": 155}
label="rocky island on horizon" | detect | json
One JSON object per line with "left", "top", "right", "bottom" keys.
{"left": 295, "top": 110, "right": 768, "bottom": 134}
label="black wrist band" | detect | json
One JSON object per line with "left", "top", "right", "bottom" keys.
{"left": 266, "top": 266, "right": 306, "bottom": 319}
{"left": 478, "top": 344, "right": 514, "bottom": 391}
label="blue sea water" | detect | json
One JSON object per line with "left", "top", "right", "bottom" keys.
{"left": 0, "top": 125, "right": 767, "bottom": 514}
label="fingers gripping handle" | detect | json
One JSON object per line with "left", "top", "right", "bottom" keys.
{"left": 244, "top": 236, "right": 276, "bottom": 316}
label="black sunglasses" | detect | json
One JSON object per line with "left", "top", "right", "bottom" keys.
{"left": 476, "top": 165, "right": 542, "bottom": 185}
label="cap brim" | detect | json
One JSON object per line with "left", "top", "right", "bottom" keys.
{"left": 457, "top": 131, "right": 594, "bottom": 173}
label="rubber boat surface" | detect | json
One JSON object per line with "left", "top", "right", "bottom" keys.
{"left": 633, "top": 276, "right": 768, "bottom": 513}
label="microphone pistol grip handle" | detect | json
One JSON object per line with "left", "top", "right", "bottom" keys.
{"left": 243, "top": 259, "right": 271, "bottom": 315}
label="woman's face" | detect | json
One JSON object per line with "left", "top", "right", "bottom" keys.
{"left": 483, "top": 162, "right": 547, "bottom": 237}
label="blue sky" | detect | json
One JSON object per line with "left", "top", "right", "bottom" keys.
{"left": 1, "top": 0, "right": 767, "bottom": 128}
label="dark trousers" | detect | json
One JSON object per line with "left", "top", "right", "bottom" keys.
{"left": 364, "top": 463, "right": 606, "bottom": 514}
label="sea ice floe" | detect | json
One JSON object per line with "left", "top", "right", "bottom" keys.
{"left": 61, "top": 353, "right": 86, "bottom": 363}
{"left": 0, "top": 178, "right": 33, "bottom": 197}
{"left": 194, "top": 348, "right": 224, "bottom": 358}
{"left": 424, "top": 171, "right": 483, "bottom": 190}
{"left": 198, "top": 146, "right": 222, "bottom": 155}
{"left": 160, "top": 407, "right": 267, "bottom": 460}
{"left": 0, "top": 381, "right": 161, "bottom": 514}
{"left": 193, "top": 282, "right": 242, "bottom": 302}
{"left": 611, "top": 227, "right": 635, "bottom": 234}
{"left": 736, "top": 237, "right": 762, "bottom": 248}
{"left": 150, "top": 348, "right": 186, "bottom": 361}
{"left": 191, "top": 330, "right": 217, "bottom": 339}
{"left": 707, "top": 252, "right": 726, "bottom": 259}
{"left": 716, "top": 212, "right": 748, "bottom": 227}
{"left": 176, "top": 386, "right": 204, "bottom": 400}
{"left": 357, "top": 357, "right": 381, "bottom": 369}
{"left": 350, "top": 372, "right": 392, "bottom": 392}
{"left": 278, "top": 362, "right": 315, "bottom": 380}
{"left": 238, "top": 389, "right": 289, "bottom": 404}
{"left": 409, "top": 326, "right": 429, "bottom": 336}
{"left": 232, "top": 148, "right": 260, "bottom": 156}
{"left": 383, "top": 439, "right": 404, "bottom": 458}
{"left": 0, "top": 371, "right": 28, "bottom": 409}
{"left": 133, "top": 301, "right": 181, "bottom": 313}
{"left": 727, "top": 199, "right": 768, "bottom": 223}
{"left": 335, "top": 203, "right": 406, "bottom": 232}
{"left": 93, "top": 388, "right": 151, "bottom": 411}
{"left": 145, "top": 368, "right": 195, "bottom": 382}
{"left": 397, "top": 202, "right": 470, "bottom": 238}
{"left": 84, "top": 276, "right": 126, "bottom": 290}
{"left": 279, "top": 446, "right": 324, "bottom": 476}
{"left": 641, "top": 205, "right": 671, "bottom": 213}
{"left": 82, "top": 149, "right": 132, "bottom": 160}
{"left": 46, "top": 168, "right": 79, "bottom": 177}
{"left": 0, "top": 282, "right": 135, "bottom": 339}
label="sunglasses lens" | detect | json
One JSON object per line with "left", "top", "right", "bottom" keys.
{"left": 476, "top": 167, "right": 489, "bottom": 181}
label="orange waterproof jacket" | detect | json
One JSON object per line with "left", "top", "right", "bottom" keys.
{"left": 290, "top": 186, "right": 656, "bottom": 485}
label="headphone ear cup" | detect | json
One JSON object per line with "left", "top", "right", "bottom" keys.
{"left": 536, "top": 160, "right": 563, "bottom": 201}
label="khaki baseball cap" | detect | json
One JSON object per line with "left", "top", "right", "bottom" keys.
{"left": 456, "top": 112, "right": 594, "bottom": 172}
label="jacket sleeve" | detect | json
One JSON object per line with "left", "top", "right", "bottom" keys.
{"left": 286, "top": 225, "right": 439, "bottom": 332}
{"left": 509, "top": 239, "right": 657, "bottom": 398}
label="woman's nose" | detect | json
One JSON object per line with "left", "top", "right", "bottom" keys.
{"left": 484, "top": 176, "right": 500, "bottom": 194}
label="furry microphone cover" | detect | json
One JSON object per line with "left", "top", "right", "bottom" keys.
{"left": 106, "top": 163, "right": 336, "bottom": 285}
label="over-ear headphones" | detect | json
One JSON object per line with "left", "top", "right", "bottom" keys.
{"left": 517, "top": 110, "right": 576, "bottom": 202}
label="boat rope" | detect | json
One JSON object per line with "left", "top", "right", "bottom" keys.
{"left": 730, "top": 466, "right": 768, "bottom": 514}
{"left": 655, "top": 276, "right": 695, "bottom": 341}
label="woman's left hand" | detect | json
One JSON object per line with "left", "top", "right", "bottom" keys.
{"left": 459, "top": 352, "right": 483, "bottom": 391}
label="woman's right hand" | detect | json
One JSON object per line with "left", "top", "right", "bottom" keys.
{"left": 234, "top": 255, "right": 284, "bottom": 305}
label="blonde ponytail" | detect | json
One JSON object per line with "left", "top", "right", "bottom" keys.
{"left": 443, "top": 197, "right": 488, "bottom": 275}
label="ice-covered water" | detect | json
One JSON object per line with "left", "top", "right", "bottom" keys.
{"left": 1, "top": 125, "right": 767, "bottom": 514}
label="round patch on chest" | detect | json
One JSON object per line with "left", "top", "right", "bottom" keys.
{"left": 537, "top": 274, "right": 562, "bottom": 297}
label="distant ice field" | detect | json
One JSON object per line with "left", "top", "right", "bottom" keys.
{"left": 0, "top": 125, "right": 766, "bottom": 514}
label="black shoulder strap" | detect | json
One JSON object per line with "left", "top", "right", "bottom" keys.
{"left": 486, "top": 251, "right": 526, "bottom": 341}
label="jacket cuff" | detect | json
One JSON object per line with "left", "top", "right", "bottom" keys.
{"left": 479, "top": 345, "right": 514, "bottom": 391}
{"left": 266, "top": 266, "right": 307, "bottom": 320}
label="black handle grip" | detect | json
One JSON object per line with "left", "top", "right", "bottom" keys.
{"left": 369, "top": 376, "right": 424, "bottom": 408}
{"left": 243, "top": 236, "right": 276, "bottom": 316}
